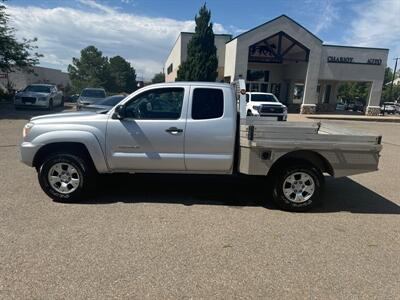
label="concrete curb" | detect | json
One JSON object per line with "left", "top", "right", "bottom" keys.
{"left": 306, "top": 115, "right": 400, "bottom": 123}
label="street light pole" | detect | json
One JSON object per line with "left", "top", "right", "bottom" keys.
{"left": 390, "top": 57, "right": 399, "bottom": 101}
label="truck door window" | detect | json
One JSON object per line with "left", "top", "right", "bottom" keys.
{"left": 125, "top": 88, "right": 184, "bottom": 119}
{"left": 192, "top": 88, "right": 223, "bottom": 120}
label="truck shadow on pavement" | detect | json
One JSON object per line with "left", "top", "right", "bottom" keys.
{"left": 80, "top": 174, "right": 400, "bottom": 214}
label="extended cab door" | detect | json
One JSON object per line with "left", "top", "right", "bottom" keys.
{"left": 105, "top": 86, "right": 188, "bottom": 172}
{"left": 184, "top": 85, "right": 236, "bottom": 173}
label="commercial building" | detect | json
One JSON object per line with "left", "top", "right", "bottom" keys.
{"left": 165, "top": 15, "right": 389, "bottom": 115}
{"left": 0, "top": 66, "right": 70, "bottom": 92}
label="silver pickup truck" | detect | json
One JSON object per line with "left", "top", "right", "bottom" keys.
{"left": 20, "top": 80, "right": 382, "bottom": 211}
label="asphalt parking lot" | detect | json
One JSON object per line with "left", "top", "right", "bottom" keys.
{"left": 0, "top": 104, "right": 399, "bottom": 299}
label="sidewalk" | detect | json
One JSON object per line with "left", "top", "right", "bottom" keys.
{"left": 288, "top": 113, "right": 400, "bottom": 123}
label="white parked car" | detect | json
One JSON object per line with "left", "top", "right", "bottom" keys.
{"left": 246, "top": 92, "right": 287, "bottom": 121}
{"left": 14, "top": 84, "right": 63, "bottom": 110}
{"left": 380, "top": 102, "right": 397, "bottom": 114}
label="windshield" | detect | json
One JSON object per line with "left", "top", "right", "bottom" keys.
{"left": 251, "top": 94, "right": 279, "bottom": 102}
{"left": 81, "top": 89, "right": 106, "bottom": 98}
{"left": 24, "top": 85, "right": 51, "bottom": 93}
{"left": 98, "top": 95, "right": 125, "bottom": 106}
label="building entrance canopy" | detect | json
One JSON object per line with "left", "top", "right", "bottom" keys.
{"left": 248, "top": 31, "right": 309, "bottom": 64}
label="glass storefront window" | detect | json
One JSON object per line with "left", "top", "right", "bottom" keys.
{"left": 260, "top": 83, "right": 268, "bottom": 93}
{"left": 250, "top": 83, "right": 260, "bottom": 92}
{"left": 271, "top": 83, "right": 281, "bottom": 98}
{"left": 293, "top": 83, "right": 304, "bottom": 103}
{"left": 247, "top": 70, "right": 269, "bottom": 82}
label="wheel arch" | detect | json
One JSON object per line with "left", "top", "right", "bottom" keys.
{"left": 32, "top": 140, "right": 107, "bottom": 174}
{"left": 267, "top": 150, "right": 334, "bottom": 178}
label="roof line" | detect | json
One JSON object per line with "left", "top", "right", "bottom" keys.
{"left": 180, "top": 31, "right": 232, "bottom": 37}
{"left": 226, "top": 14, "right": 323, "bottom": 44}
{"left": 323, "top": 44, "right": 389, "bottom": 51}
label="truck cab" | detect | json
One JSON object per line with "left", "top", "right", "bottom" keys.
{"left": 106, "top": 82, "right": 236, "bottom": 173}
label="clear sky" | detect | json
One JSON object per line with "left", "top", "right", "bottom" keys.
{"left": 5, "top": 0, "right": 400, "bottom": 79}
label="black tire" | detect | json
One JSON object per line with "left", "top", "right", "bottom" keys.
{"left": 272, "top": 164, "right": 323, "bottom": 212}
{"left": 38, "top": 153, "right": 97, "bottom": 202}
{"left": 247, "top": 110, "right": 253, "bottom": 116}
{"left": 48, "top": 100, "right": 53, "bottom": 111}
{"left": 60, "top": 97, "right": 64, "bottom": 107}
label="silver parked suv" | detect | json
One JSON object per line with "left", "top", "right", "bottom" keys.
{"left": 76, "top": 88, "right": 106, "bottom": 110}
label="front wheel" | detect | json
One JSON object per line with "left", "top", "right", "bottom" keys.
{"left": 38, "top": 153, "right": 96, "bottom": 202}
{"left": 272, "top": 164, "right": 323, "bottom": 212}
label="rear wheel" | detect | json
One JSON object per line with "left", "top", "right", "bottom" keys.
{"left": 38, "top": 153, "right": 96, "bottom": 202}
{"left": 272, "top": 164, "right": 323, "bottom": 212}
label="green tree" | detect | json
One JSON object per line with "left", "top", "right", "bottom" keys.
{"left": 68, "top": 45, "right": 109, "bottom": 92}
{"left": 108, "top": 55, "right": 137, "bottom": 93}
{"left": 381, "top": 66, "right": 400, "bottom": 102}
{"left": 382, "top": 84, "right": 400, "bottom": 102}
{"left": 0, "top": 0, "right": 41, "bottom": 73}
{"left": 338, "top": 82, "right": 369, "bottom": 104}
{"left": 384, "top": 67, "right": 394, "bottom": 85}
{"left": 176, "top": 4, "right": 218, "bottom": 81}
{"left": 151, "top": 72, "right": 165, "bottom": 83}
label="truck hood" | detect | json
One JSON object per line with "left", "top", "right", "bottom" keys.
{"left": 30, "top": 111, "right": 99, "bottom": 123}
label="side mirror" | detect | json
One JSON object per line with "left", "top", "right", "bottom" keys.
{"left": 113, "top": 104, "right": 126, "bottom": 119}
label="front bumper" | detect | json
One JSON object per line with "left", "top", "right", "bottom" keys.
{"left": 15, "top": 99, "right": 49, "bottom": 108}
{"left": 251, "top": 109, "right": 287, "bottom": 120}
{"left": 20, "top": 142, "right": 41, "bottom": 167}
{"left": 76, "top": 101, "right": 93, "bottom": 110}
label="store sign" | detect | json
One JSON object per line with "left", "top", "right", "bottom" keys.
{"left": 327, "top": 56, "right": 382, "bottom": 65}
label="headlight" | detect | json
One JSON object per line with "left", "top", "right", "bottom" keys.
{"left": 23, "top": 122, "right": 34, "bottom": 138}
{"left": 283, "top": 106, "right": 288, "bottom": 112}
{"left": 252, "top": 105, "right": 260, "bottom": 111}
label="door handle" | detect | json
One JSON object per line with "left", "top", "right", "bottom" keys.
{"left": 165, "top": 127, "right": 183, "bottom": 134}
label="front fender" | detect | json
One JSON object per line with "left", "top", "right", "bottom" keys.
{"left": 22, "top": 130, "right": 109, "bottom": 173}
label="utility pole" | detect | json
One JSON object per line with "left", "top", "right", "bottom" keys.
{"left": 390, "top": 57, "right": 399, "bottom": 101}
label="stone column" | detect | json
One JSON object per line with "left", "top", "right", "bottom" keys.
{"left": 366, "top": 80, "right": 383, "bottom": 116}
{"left": 301, "top": 50, "right": 322, "bottom": 114}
